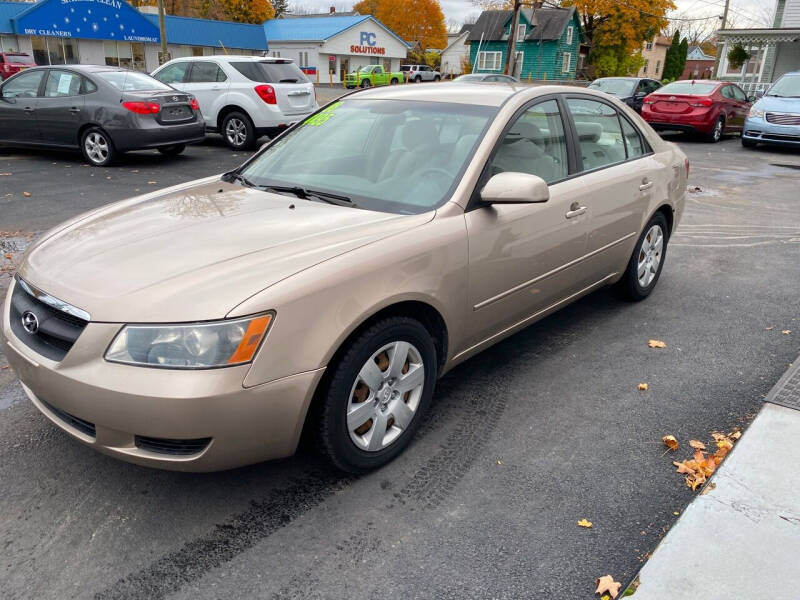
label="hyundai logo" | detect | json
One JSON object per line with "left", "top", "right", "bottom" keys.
{"left": 21, "top": 311, "right": 39, "bottom": 335}
{"left": 172, "top": 96, "right": 180, "bottom": 102}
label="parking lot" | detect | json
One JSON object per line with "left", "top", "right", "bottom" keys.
{"left": 1, "top": 131, "right": 799, "bottom": 599}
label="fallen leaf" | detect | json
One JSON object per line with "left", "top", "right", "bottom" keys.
{"left": 673, "top": 511, "right": 679, "bottom": 515}
{"left": 0, "top": 172, "right": 11, "bottom": 176}
{"left": 689, "top": 440, "right": 706, "bottom": 450}
{"left": 766, "top": 326, "right": 774, "bottom": 330}
{"left": 782, "top": 330, "right": 791, "bottom": 335}
{"left": 0, "top": 365, "right": 9, "bottom": 370}
{"left": 711, "top": 432, "right": 727, "bottom": 442}
{"left": 673, "top": 460, "right": 695, "bottom": 475}
{"left": 648, "top": 339, "right": 666, "bottom": 348}
{"left": 688, "top": 473, "right": 706, "bottom": 491}
{"left": 4, "top": 253, "right": 12, "bottom": 260}
{"left": 23, "top": 192, "right": 31, "bottom": 197}
{"left": 638, "top": 383, "right": 648, "bottom": 391}
{"left": 729, "top": 430, "right": 742, "bottom": 440}
{"left": 662, "top": 435, "right": 678, "bottom": 451}
{"left": 497, "top": 460, "right": 502, "bottom": 465}
{"left": 595, "top": 575, "right": 622, "bottom": 598}
{"left": 578, "top": 518, "right": 593, "bottom": 528}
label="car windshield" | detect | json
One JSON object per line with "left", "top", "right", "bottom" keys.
{"left": 588, "top": 79, "right": 636, "bottom": 96}
{"left": 230, "top": 60, "right": 308, "bottom": 84}
{"left": 96, "top": 70, "right": 173, "bottom": 91}
{"left": 454, "top": 74, "right": 485, "bottom": 81}
{"left": 766, "top": 74, "right": 800, "bottom": 97}
{"left": 6, "top": 53, "right": 35, "bottom": 64}
{"left": 240, "top": 99, "right": 496, "bottom": 214}
{"left": 656, "top": 81, "right": 717, "bottom": 95}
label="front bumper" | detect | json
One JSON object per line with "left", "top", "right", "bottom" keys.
{"left": 109, "top": 120, "right": 206, "bottom": 152}
{"left": 1, "top": 280, "right": 324, "bottom": 471}
{"left": 742, "top": 117, "right": 800, "bottom": 146}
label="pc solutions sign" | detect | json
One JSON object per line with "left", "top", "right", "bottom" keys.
{"left": 13, "top": 0, "right": 161, "bottom": 43}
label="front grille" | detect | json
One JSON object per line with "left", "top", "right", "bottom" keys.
{"left": 135, "top": 435, "right": 212, "bottom": 456}
{"left": 766, "top": 112, "right": 800, "bottom": 126}
{"left": 9, "top": 280, "right": 88, "bottom": 361}
{"left": 762, "top": 133, "right": 800, "bottom": 142}
{"left": 41, "top": 399, "right": 96, "bottom": 438}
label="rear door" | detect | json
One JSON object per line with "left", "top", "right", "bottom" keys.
{"left": 37, "top": 69, "right": 85, "bottom": 146}
{"left": 0, "top": 69, "right": 45, "bottom": 143}
{"left": 183, "top": 61, "right": 228, "bottom": 126}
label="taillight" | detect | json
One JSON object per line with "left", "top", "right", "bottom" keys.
{"left": 689, "top": 97, "right": 712, "bottom": 107}
{"left": 643, "top": 95, "right": 656, "bottom": 104}
{"left": 254, "top": 84, "right": 276, "bottom": 105}
{"left": 2, "top": 64, "right": 9, "bottom": 73}
{"left": 685, "top": 157, "right": 690, "bottom": 179}
{"left": 189, "top": 98, "right": 200, "bottom": 110}
{"left": 122, "top": 101, "right": 160, "bottom": 114}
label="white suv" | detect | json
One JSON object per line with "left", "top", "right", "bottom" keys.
{"left": 151, "top": 56, "right": 318, "bottom": 150}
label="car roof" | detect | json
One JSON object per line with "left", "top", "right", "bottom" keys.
{"left": 165, "top": 55, "right": 288, "bottom": 63}
{"left": 349, "top": 82, "right": 619, "bottom": 107}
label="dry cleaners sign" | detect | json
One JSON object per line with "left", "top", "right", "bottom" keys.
{"left": 13, "top": 0, "right": 161, "bottom": 43}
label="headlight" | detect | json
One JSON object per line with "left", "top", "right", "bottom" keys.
{"left": 105, "top": 313, "right": 273, "bottom": 369}
{"left": 748, "top": 107, "right": 764, "bottom": 118}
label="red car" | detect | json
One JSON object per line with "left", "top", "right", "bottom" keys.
{"left": 641, "top": 80, "right": 752, "bottom": 142}
{"left": 0, "top": 52, "right": 36, "bottom": 81}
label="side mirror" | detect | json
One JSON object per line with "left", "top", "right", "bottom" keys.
{"left": 747, "top": 94, "right": 756, "bottom": 102}
{"left": 755, "top": 90, "right": 765, "bottom": 99}
{"left": 480, "top": 172, "right": 549, "bottom": 204}
{"left": 635, "top": 92, "right": 646, "bottom": 99}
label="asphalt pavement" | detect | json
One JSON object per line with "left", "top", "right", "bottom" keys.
{"left": 1, "top": 133, "right": 799, "bottom": 600}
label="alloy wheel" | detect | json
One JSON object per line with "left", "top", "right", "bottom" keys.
{"left": 713, "top": 119, "right": 723, "bottom": 141}
{"left": 84, "top": 132, "right": 109, "bottom": 164}
{"left": 346, "top": 341, "right": 425, "bottom": 452}
{"left": 637, "top": 225, "right": 664, "bottom": 288}
{"left": 225, "top": 118, "right": 247, "bottom": 147}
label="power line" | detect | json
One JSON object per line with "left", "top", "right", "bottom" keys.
{"left": 539, "top": 0, "right": 723, "bottom": 22}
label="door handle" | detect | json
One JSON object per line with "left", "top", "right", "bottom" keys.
{"left": 23, "top": 107, "right": 35, "bottom": 114}
{"left": 565, "top": 202, "right": 587, "bottom": 219}
{"left": 69, "top": 107, "right": 81, "bottom": 113}
{"left": 639, "top": 178, "right": 654, "bottom": 191}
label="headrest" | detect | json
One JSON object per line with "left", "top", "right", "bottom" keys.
{"left": 401, "top": 119, "right": 433, "bottom": 150}
{"left": 575, "top": 121, "right": 603, "bottom": 143}
{"left": 506, "top": 121, "right": 542, "bottom": 143}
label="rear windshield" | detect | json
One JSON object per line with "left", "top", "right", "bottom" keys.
{"left": 96, "top": 70, "right": 173, "bottom": 91}
{"left": 4, "top": 53, "right": 35, "bottom": 64}
{"left": 656, "top": 81, "right": 717, "bottom": 95}
{"left": 230, "top": 61, "right": 308, "bottom": 84}
{"left": 588, "top": 78, "right": 636, "bottom": 96}
{"left": 400, "top": 65, "right": 412, "bottom": 71}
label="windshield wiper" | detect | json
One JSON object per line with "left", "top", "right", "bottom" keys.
{"left": 222, "top": 171, "right": 255, "bottom": 188}
{"left": 259, "top": 185, "right": 356, "bottom": 207}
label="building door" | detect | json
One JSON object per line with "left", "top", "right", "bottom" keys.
{"left": 339, "top": 58, "right": 349, "bottom": 82}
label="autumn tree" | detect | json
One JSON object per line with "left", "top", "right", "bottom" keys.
{"left": 199, "top": 0, "right": 275, "bottom": 23}
{"left": 562, "top": 0, "right": 675, "bottom": 76}
{"left": 354, "top": 0, "right": 447, "bottom": 50}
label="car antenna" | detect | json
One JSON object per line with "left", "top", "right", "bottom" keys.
{"left": 120, "top": 67, "right": 129, "bottom": 103}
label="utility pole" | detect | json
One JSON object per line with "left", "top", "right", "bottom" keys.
{"left": 504, "top": 0, "right": 522, "bottom": 76}
{"left": 711, "top": 0, "right": 730, "bottom": 78}
{"left": 157, "top": 0, "right": 170, "bottom": 65}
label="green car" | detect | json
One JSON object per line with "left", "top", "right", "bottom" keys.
{"left": 344, "top": 65, "right": 404, "bottom": 89}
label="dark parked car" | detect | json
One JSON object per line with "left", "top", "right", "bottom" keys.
{"left": 0, "top": 65, "right": 205, "bottom": 166}
{"left": 641, "top": 80, "right": 751, "bottom": 143}
{"left": 588, "top": 77, "right": 662, "bottom": 112}
{"left": 0, "top": 52, "right": 35, "bottom": 81}
{"left": 453, "top": 73, "right": 519, "bottom": 83}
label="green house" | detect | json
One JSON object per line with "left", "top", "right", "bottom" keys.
{"left": 467, "top": 7, "right": 583, "bottom": 80}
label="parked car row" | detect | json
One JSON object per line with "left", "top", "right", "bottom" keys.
{"left": 0, "top": 56, "right": 318, "bottom": 165}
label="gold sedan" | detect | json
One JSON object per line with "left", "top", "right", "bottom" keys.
{"left": 1, "top": 83, "right": 687, "bottom": 473}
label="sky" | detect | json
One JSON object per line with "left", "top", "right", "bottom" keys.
{"left": 293, "top": 0, "right": 777, "bottom": 28}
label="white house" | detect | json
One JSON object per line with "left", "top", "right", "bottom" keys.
{"left": 439, "top": 27, "right": 471, "bottom": 76}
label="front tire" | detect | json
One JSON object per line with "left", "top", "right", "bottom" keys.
{"left": 81, "top": 127, "right": 116, "bottom": 167}
{"left": 222, "top": 111, "right": 256, "bottom": 150}
{"left": 157, "top": 143, "right": 185, "bottom": 156}
{"left": 414, "top": 76, "right": 422, "bottom": 83}
{"left": 433, "top": 75, "right": 440, "bottom": 81}
{"left": 619, "top": 212, "right": 669, "bottom": 301}
{"left": 316, "top": 317, "right": 438, "bottom": 474}
{"left": 360, "top": 79, "right": 371, "bottom": 88}
{"left": 390, "top": 78, "right": 398, "bottom": 85}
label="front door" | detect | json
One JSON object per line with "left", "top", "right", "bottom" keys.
{"left": 37, "top": 69, "right": 85, "bottom": 146}
{"left": 464, "top": 98, "right": 592, "bottom": 350}
{"left": 0, "top": 69, "right": 44, "bottom": 143}
{"left": 340, "top": 58, "right": 349, "bottom": 82}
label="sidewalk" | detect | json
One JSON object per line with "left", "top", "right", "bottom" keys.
{"left": 627, "top": 356, "right": 800, "bottom": 599}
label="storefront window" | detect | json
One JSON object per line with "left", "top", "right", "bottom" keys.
{"left": 0, "top": 35, "right": 19, "bottom": 53}
{"left": 104, "top": 41, "right": 145, "bottom": 71}
{"left": 31, "top": 37, "right": 78, "bottom": 66}
{"left": 104, "top": 40, "right": 119, "bottom": 66}
{"left": 117, "top": 41, "right": 133, "bottom": 69}
{"left": 32, "top": 37, "right": 48, "bottom": 65}
{"left": 192, "top": 46, "right": 204, "bottom": 57}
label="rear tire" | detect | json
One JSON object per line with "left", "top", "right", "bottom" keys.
{"left": 316, "top": 317, "right": 437, "bottom": 474}
{"left": 414, "top": 76, "right": 422, "bottom": 83}
{"left": 618, "top": 212, "right": 669, "bottom": 301}
{"left": 433, "top": 75, "right": 440, "bottom": 81}
{"left": 81, "top": 127, "right": 116, "bottom": 167}
{"left": 705, "top": 116, "right": 724, "bottom": 143}
{"left": 390, "top": 78, "right": 398, "bottom": 85}
{"left": 157, "top": 143, "right": 185, "bottom": 156}
{"left": 221, "top": 111, "right": 256, "bottom": 150}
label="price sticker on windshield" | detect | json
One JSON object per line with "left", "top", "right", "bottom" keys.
{"left": 304, "top": 101, "right": 342, "bottom": 127}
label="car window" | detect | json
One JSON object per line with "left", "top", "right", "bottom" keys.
{"left": 657, "top": 81, "right": 717, "bottom": 95}
{"left": 720, "top": 86, "right": 733, "bottom": 99}
{"left": 83, "top": 77, "right": 98, "bottom": 93}
{"left": 1, "top": 70, "right": 44, "bottom": 98}
{"left": 188, "top": 61, "right": 227, "bottom": 83}
{"left": 230, "top": 60, "right": 308, "bottom": 84}
{"left": 43, "top": 70, "right": 82, "bottom": 97}
{"left": 647, "top": 80, "right": 662, "bottom": 93}
{"left": 731, "top": 85, "right": 747, "bottom": 101}
{"left": 95, "top": 70, "right": 173, "bottom": 91}
{"left": 566, "top": 97, "right": 627, "bottom": 171}
{"left": 620, "top": 117, "right": 645, "bottom": 158}
{"left": 489, "top": 99, "right": 569, "bottom": 184}
{"left": 635, "top": 81, "right": 648, "bottom": 94}
{"left": 154, "top": 62, "right": 189, "bottom": 84}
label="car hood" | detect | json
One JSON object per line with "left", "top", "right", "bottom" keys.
{"left": 19, "top": 177, "right": 433, "bottom": 322}
{"left": 754, "top": 95, "right": 800, "bottom": 113}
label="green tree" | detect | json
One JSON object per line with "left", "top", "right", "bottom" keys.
{"left": 662, "top": 31, "right": 679, "bottom": 80}
{"left": 678, "top": 38, "right": 688, "bottom": 78}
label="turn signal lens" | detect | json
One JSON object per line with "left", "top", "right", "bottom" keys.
{"left": 189, "top": 98, "right": 200, "bottom": 110}
{"left": 254, "top": 84, "right": 277, "bottom": 104}
{"left": 122, "top": 101, "right": 161, "bottom": 114}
